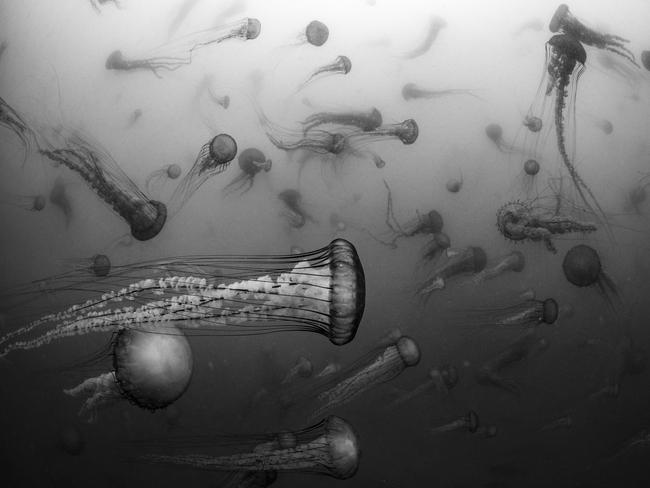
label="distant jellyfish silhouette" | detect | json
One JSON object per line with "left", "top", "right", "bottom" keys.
{"left": 562, "top": 244, "right": 620, "bottom": 309}
{"left": 105, "top": 18, "right": 261, "bottom": 77}
{"left": 625, "top": 173, "right": 650, "bottom": 213}
{"left": 523, "top": 114, "right": 542, "bottom": 133}
{"left": 281, "top": 356, "right": 313, "bottom": 385}
{"left": 126, "top": 108, "right": 142, "bottom": 128}
{"left": 169, "top": 133, "right": 237, "bottom": 215}
{"left": 304, "top": 20, "right": 329, "bottom": 46}
{"left": 223, "top": 147, "right": 272, "bottom": 196}
{"left": 61, "top": 254, "right": 112, "bottom": 278}
{"left": 329, "top": 212, "right": 347, "bottom": 232}
{"left": 0, "top": 193, "right": 46, "bottom": 212}
{"left": 590, "top": 336, "right": 646, "bottom": 400}
{"left": 145, "top": 163, "right": 182, "bottom": 195}
{"left": 517, "top": 158, "right": 541, "bottom": 195}
{"left": 431, "top": 410, "right": 479, "bottom": 435}
{"left": 549, "top": 4, "right": 637, "bottom": 65}
{"left": 593, "top": 118, "right": 613, "bottom": 135}
{"left": 485, "top": 123, "right": 517, "bottom": 153}
{"left": 387, "top": 363, "right": 459, "bottom": 410}
{"left": 301, "top": 107, "right": 382, "bottom": 134}
{"left": 398, "top": 16, "right": 447, "bottom": 59}
{"left": 642, "top": 51, "right": 650, "bottom": 71}
{"left": 471, "top": 250, "right": 526, "bottom": 285}
{"left": 454, "top": 294, "right": 558, "bottom": 330}
{"left": 296, "top": 55, "right": 351, "bottom": 92}
{"left": 278, "top": 189, "right": 315, "bottom": 228}
{"left": 402, "top": 83, "right": 478, "bottom": 101}
{"left": 595, "top": 51, "right": 646, "bottom": 94}
{"left": 49, "top": 176, "right": 73, "bottom": 227}
{"left": 446, "top": 173, "right": 463, "bottom": 193}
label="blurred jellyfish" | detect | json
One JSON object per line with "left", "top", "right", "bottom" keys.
{"left": 513, "top": 18, "right": 543, "bottom": 36}
{"left": 642, "top": 51, "right": 650, "bottom": 71}
{"left": 302, "top": 20, "right": 329, "bottom": 47}
{"left": 387, "top": 364, "right": 458, "bottom": 410}
{"left": 496, "top": 200, "right": 596, "bottom": 254}
{"left": 398, "top": 16, "right": 447, "bottom": 59}
{"left": 0, "top": 238, "right": 366, "bottom": 357}
{"left": 281, "top": 356, "right": 313, "bottom": 385}
{"left": 562, "top": 244, "right": 620, "bottom": 309}
{"left": 590, "top": 117, "right": 613, "bottom": 135}
{"left": 0, "top": 95, "right": 37, "bottom": 165}
{"left": 402, "top": 83, "right": 478, "bottom": 101}
{"left": 471, "top": 251, "right": 526, "bottom": 285}
{"left": 127, "top": 108, "right": 143, "bottom": 128}
{"left": 49, "top": 176, "right": 73, "bottom": 227}
{"left": 446, "top": 172, "right": 463, "bottom": 193}
{"left": 223, "top": 148, "right": 271, "bottom": 196}
{"left": 606, "top": 430, "right": 650, "bottom": 464}
{"left": 590, "top": 336, "right": 645, "bottom": 399}
{"left": 540, "top": 414, "right": 572, "bottom": 432}
{"left": 0, "top": 40, "right": 7, "bottom": 62}
{"left": 38, "top": 130, "right": 167, "bottom": 240}
{"left": 420, "top": 232, "right": 451, "bottom": 266}
{"left": 169, "top": 133, "right": 237, "bottom": 215}
{"left": 595, "top": 51, "right": 646, "bottom": 94}
{"left": 58, "top": 424, "right": 85, "bottom": 455}
{"left": 222, "top": 470, "right": 278, "bottom": 488}
{"left": 523, "top": 114, "right": 543, "bottom": 133}
{"left": 90, "top": 0, "right": 120, "bottom": 13}
{"left": 105, "top": 18, "right": 261, "bottom": 77}
{"left": 0, "top": 193, "right": 46, "bottom": 212}
{"left": 278, "top": 189, "right": 316, "bottom": 229}
{"left": 416, "top": 246, "right": 487, "bottom": 300}
{"left": 142, "top": 416, "right": 360, "bottom": 480}
{"left": 329, "top": 213, "right": 347, "bottom": 233}
{"left": 475, "top": 333, "right": 549, "bottom": 396}
{"left": 347, "top": 119, "right": 418, "bottom": 146}
{"left": 431, "top": 410, "right": 479, "bottom": 435}
{"left": 457, "top": 296, "right": 558, "bottom": 330}
{"left": 625, "top": 173, "right": 650, "bottom": 213}
{"left": 145, "top": 163, "right": 182, "bottom": 195}
{"left": 296, "top": 55, "right": 351, "bottom": 92}
{"left": 485, "top": 123, "right": 518, "bottom": 153}
{"left": 549, "top": 4, "right": 636, "bottom": 65}
{"left": 301, "top": 107, "right": 382, "bottom": 134}
{"left": 64, "top": 324, "right": 193, "bottom": 422}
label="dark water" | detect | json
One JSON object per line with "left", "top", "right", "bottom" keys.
{"left": 1, "top": 0, "right": 650, "bottom": 486}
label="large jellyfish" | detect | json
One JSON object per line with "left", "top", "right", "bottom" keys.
{"left": 38, "top": 130, "right": 167, "bottom": 241}
{"left": 49, "top": 176, "right": 73, "bottom": 227}
{"left": 222, "top": 148, "right": 272, "bottom": 196}
{"left": 0, "top": 239, "right": 366, "bottom": 357}
{"left": 431, "top": 410, "right": 479, "bottom": 435}
{"left": 496, "top": 200, "right": 596, "bottom": 253}
{"left": 300, "top": 107, "right": 382, "bottom": 134}
{"left": 142, "top": 416, "right": 359, "bottom": 480}
{"left": 562, "top": 244, "right": 619, "bottom": 309}
{"left": 401, "top": 83, "right": 478, "bottom": 101}
{"left": 0, "top": 95, "right": 37, "bottom": 164}
{"left": 145, "top": 163, "right": 182, "bottom": 195}
{"left": 387, "top": 364, "right": 458, "bottom": 410}
{"left": 415, "top": 246, "right": 487, "bottom": 299}
{"left": 296, "top": 55, "right": 351, "bottom": 92}
{"left": 470, "top": 251, "right": 526, "bottom": 285}
{"left": 549, "top": 4, "right": 636, "bottom": 64}
{"left": 0, "top": 193, "right": 46, "bottom": 212}
{"left": 168, "top": 133, "right": 237, "bottom": 215}
{"left": 64, "top": 324, "right": 193, "bottom": 421}
{"left": 398, "top": 16, "right": 447, "bottom": 59}
{"left": 105, "top": 18, "right": 261, "bottom": 77}
{"left": 455, "top": 295, "right": 558, "bottom": 330}
{"left": 475, "top": 332, "right": 549, "bottom": 396}
{"left": 278, "top": 189, "right": 315, "bottom": 228}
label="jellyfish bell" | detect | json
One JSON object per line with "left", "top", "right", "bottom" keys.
{"left": 596, "top": 119, "right": 613, "bottom": 135}
{"left": 485, "top": 123, "right": 503, "bottom": 143}
{"left": 105, "top": 49, "right": 124, "bottom": 70}
{"left": 32, "top": 195, "right": 46, "bottom": 211}
{"left": 562, "top": 244, "right": 600, "bottom": 287}
{"left": 305, "top": 20, "right": 329, "bottom": 46}
{"left": 245, "top": 18, "right": 262, "bottom": 40}
{"left": 167, "top": 164, "right": 182, "bottom": 179}
{"left": 209, "top": 133, "right": 238, "bottom": 166}
{"left": 446, "top": 178, "right": 462, "bottom": 193}
{"left": 524, "top": 159, "right": 540, "bottom": 176}
{"left": 91, "top": 254, "right": 111, "bottom": 277}
{"left": 523, "top": 115, "right": 542, "bottom": 133}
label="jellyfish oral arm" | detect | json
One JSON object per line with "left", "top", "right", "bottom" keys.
{"left": 64, "top": 372, "right": 122, "bottom": 420}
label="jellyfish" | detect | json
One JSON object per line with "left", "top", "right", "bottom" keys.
{"left": 415, "top": 246, "right": 487, "bottom": 299}
{"left": 540, "top": 414, "right": 572, "bottom": 432}
{"left": 625, "top": 173, "right": 650, "bottom": 214}
{"left": 64, "top": 324, "right": 193, "bottom": 421}
{"left": 591, "top": 117, "right": 613, "bottom": 135}
{"left": 475, "top": 333, "right": 549, "bottom": 396}
{"left": 296, "top": 55, "right": 351, "bottom": 92}
{"left": 281, "top": 356, "right": 313, "bottom": 385}
{"left": 142, "top": 416, "right": 359, "bottom": 480}
{"left": 168, "top": 133, "right": 237, "bottom": 215}
{"left": 562, "top": 244, "right": 620, "bottom": 309}
{"left": 0, "top": 40, "right": 7, "bottom": 63}
{"left": 386, "top": 364, "right": 458, "bottom": 410}
{"left": 496, "top": 200, "right": 596, "bottom": 254}
{"left": 145, "top": 163, "right": 182, "bottom": 195}
{"left": 0, "top": 193, "right": 46, "bottom": 212}
{"left": 549, "top": 4, "right": 637, "bottom": 65}
{"left": 401, "top": 83, "right": 478, "bottom": 101}
{"left": 398, "top": 16, "right": 447, "bottom": 59}
{"left": 290, "top": 335, "right": 420, "bottom": 420}
{"left": 642, "top": 51, "right": 650, "bottom": 71}
{"left": 303, "top": 20, "right": 329, "bottom": 47}
{"left": 301, "top": 107, "right": 382, "bottom": 134}
{"left": 590, "top": 336, "right": 645, "bottom": 399}
{"left": 457, "top": 296, "right": 558, "bottom": 330}
{"left": 446, "top": 173, "right": 463, "bottom": 193}
{"left": 0, "top": 238, "right": 366, "bottom": 358}
{"left": 278, "top": 189, "right": 315, "bottom": 228}
{"left": 316, "top": 361, "right": 342, "bottom": 378}
{"left": 523, "top": 115, "right": 543, "bottom": 133}
{"left": 0, "top": 95, "right": 37, "bottom": 165}
{"left": 485, "top": 123, "right": 517, "bottom": 153}
{"left": 90, "top": 0, "right": 120, "bottom": 13}
{"left": 222, "top": 148, "right": 272, "bottom": 196}
{"left": 222, "top": 470, "right": 278, "bottom": 488}
{"left": 471, "top": 251, "right": 526, "bottom": 285}
{"left": 62, "top": 254, "right": 112, "bottom": 277}
{"left": 126, "top": 108, "right": 143, "bottom": 128}
{"left": 105, "top": 18, "right": 261, "bottom": 77}
{"left": 420, "top": 232, "right": 451, "bottom": 265}
{"left": 347, "top": 119, "right": 419, "bottom": 146}
{"left": 595, "top": 51, "right": 646, "bottom": 94}
{"left": 49, "top": 176, "right": 73, "bottom": 227}
{"left": 431, "top": 410, "right": 479, "bottom": 435}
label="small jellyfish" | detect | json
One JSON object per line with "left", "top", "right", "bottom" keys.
{"left": 401, "top": 83, "right": 478, "bottom": 101}
{"left": 222, "top": 147, "right": 271, "bottom": 196}
{"left": 126, "top": 108, "right": 142, "bottom": 128}
{"left": 49, "top": 176, "right": 73, "bottom": 227}
{"left": 142, "top": 416, "right": 360, "bottom": 480}
{"left": 0, "top": 193, "right": 46, "bottom": 212}
{"left": 475, "top": 332, "right": 549, "bottom": 396}
{"left": 415, "top": 246, "right": 487, "bottom": 299}
{"left": 38, "top": 130, "right": 167, "bottom": 240}
{"left": 387, "top": 364, "right": 458, "bottom": 410}
{"left": 457, "top": 295, "right": 558, "bottom": 330}
{"left": 562, "top": 244, "right": 619, "bottom": 309}
{"left": 304, "top": 20, "right": 329, "bottom": 47}
{"left": 517, "top": 159, "right": 542, "bottom": 195}
{"left": 485, "top": 123, "right": 517, "bottom": 153}
{"left": 524, "top": 159, "right": 540, "bottom": 176}
{"left": 169, "top": 133, "right": 237, "bottom": 215}
{"left": 593, "top": 118, "right": 613, "bottom": 135}
{"left": 0, "top": 95, "right": 37, "bottom": 165}
{"left": 642, "top": 51, "right": 650, "bottom": 71}
{"left": 549, "top": 4, "right": 637, "bottom": 65}
{"left": 431, "top": 410, "right": 479, "bottom": 435}
{"left": 105, "top": 18, "right": 261, "bottom": 77}
{"left": 595, "top": 51, "right": 646, "bottom": 93}
{"left": 348, "top": 119, "right": 419, "bottom": 146}
{"left": 278, "top": 189, "right": 315, "bottom": 228}
{"left": 145, "top": 163, "right": 182, "bottom": 195}
{"left": 301, "top": 107, "right": 382, "bottom": 134}
{"left": 398, "top": 16, "right": 447, "bottom": 59}
{"left": 209, "top": 90, "right": 231, "bottom": 110}
{"left": 296, "top": 55, "right": 351, "bottom": 92}
{"left": 445, "top": 173, "right": 463, "bottom": 193}
{"left": 61, "top": 254, "right": 112, "bottom": 277}
{"left": 471, "top": 251, "right": 526, "bottom": 285}
{"left": 523, "top": 114, "right": 543, "bottom": 133}
{"left": 420, "top": 232, "right": 451, "bottom": 265}
{"left": 281, "top": 356, "right": 313, "bottom": 385}
{"left": 496, "top": 200, "right": 596, "bottom": 254}
{"left": 540, "top": 414, "right": 572, "bottom": 432}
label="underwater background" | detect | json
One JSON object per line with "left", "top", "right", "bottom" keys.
{"left": 1, "top": 0, "right": 650, "bottom": 486}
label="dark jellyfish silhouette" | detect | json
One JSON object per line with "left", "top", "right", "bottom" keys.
{"left": 145, "top": 163, "right": 182, "bottom": 195}
{"left": 169, "top": 133, "right": 237, "bottom": 214}
{"left": 562, "top": 244, "right": 619, "bottom": 308}
{"left": 523, "top": 115, "right": 542, "bottom": 133}
{"left": 446, "top": 172, "right": 463, "bottom": 193}
{"left": 496, "top": 200, "right": 596, "bottom": 253}
{"left": 105, "top": 18, "right": 261, "bottom": 77}
{"left": 398, "top": 16, "right": 447, "bottom": 59}
{"left": 305, "top": 20, "right": 329, "bottom": 46}
{"left": 431, "top": 410, "right": 479, "bottom": 435}
{"left": 223, "top": 147, "right": 272, "bottom": 195}
{"left": 549, "top": 4, "right": 637, "bottom": 65}
{"left": 416, "top": 246, "right": 487, "bottom": 300}
{"left": 348, "top": 119, "right": 418, "bottom": 146}
{"left": 39, "top": 131, "right": 167, "bottom": 241}
{"left": 0, "top": 95, "right": 37, "bottom": 165}
{"left": 278, "top": 189, "right": 315, "bottom": 228}
{"left": 301, "top": 107, "right": 382, "bottom": 134}
{"left": 642, "top": 51, "right": 650, "bottom": 71}
{"left": 485, "top": 123, "right": 517, "bottom": 153}
{"left": 517, "top": 159, "right": 541, "bottom": 195}
{"left": 63, "top": 254, "right": 112, "bottom": 277}
{"left": 471, "top": 250, "right": 526, "bottom": 285}
{"left": 58, "top": 424, "right": 85, "bottom": 455}
{"left": 459, "top": 296, "right": 558, "bottom": 330}
{"left": 126, "top": 108, "right": 142, "bottom": 128}
{"left": 0, "top": 193, "right": 46, "bottom": 212}
{"left": 296, "top": 55, "right": 351, "bottom": 92}
{"left": 49, "top": 176, "right": 73, "bottom": 227}
{"left": 401, "top": 83, "right": 478, "bottom": 101}
{"left": 524, "top": 159, "right": 540, "bottom": 176}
